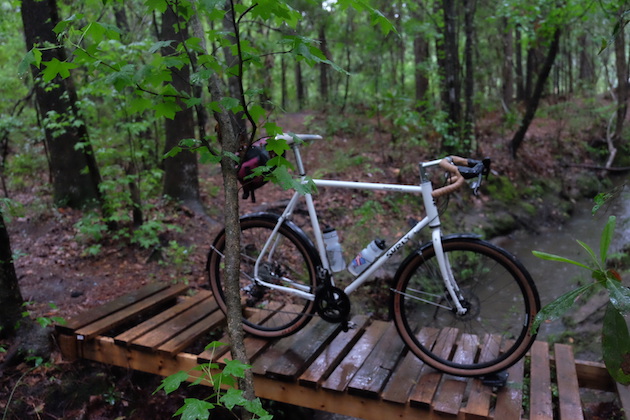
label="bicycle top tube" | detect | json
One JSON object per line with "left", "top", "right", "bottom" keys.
{"left": 275, "top": 133, "right": 323, "bottom": 145}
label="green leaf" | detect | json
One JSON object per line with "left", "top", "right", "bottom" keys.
{"left": 531, "top": 250, "right": 591, "bottom": 270}
{"left": 174, "top": 398, "right": 214, "bottom": 420}
{"left": 222, "top": 358, "right": 251, "bottom": 379}
{"left": 243, "top": 397, "right": 272, "bottom": 418}
{"left": 154, "top": 100, "right": 180, "bottom": 120}
{"left": 602, "top": 303, "right": 630, "bottom": 384}
{"left": 576, "top": 240, "right": 600, "bottom": 268}
{"left": 265, "top": 137, "right": 290, "bottom": 156}
{"left": 531, "top": 283, "right": 595, "bottom": 334}
{"left": 219, "top": 388, "right": 244, "bottom": 410}
{"left": 264, "top": 122, "right": 284, "bottom": 137}
{"left": 155, "top": 370, "right": 189, "bottom": 395}
{"left": 606, "top": 278, "right": 630, "bottom": 314}
{"left": 204, "top": 341, "right": 228, "bottom": 351}
{"left": 41, "top": 58, "right": 78, "bottom": 81}
{"left": 600, "top": 216, "right": 616, "bottom": 265}
{"left": 19, "top": 48, "right": 43, "bottom": 75}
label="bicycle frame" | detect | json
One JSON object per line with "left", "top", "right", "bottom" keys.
{"left": 251, "top": 135, "right": 468, "bottom": 315}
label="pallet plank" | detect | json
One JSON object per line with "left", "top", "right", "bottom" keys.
{"left": 115, "top": 290, "right": 213, "bottom": 345}
{"left": 130, "top": 298, "right": 219, "bottom": 349}
{"left": 322, "top": 320, "right": 389, "bottom": 392}
{"left": 158, "top": 309, "right": 225, "bottom": 355}
{"left": 432, "top": 334, "right": 479, "bottom": 416}
{"left": 299, "top": 315, "right": 369, "bottom": 388}
{"left": 554, "top": 343, "right": 584, "bottom": 420}
{"left": 251, "top": 316, "right": 331, "bottom": 377}
{"left": 73, "top": 283, "right": 189, "bottom": 340}
{"left": 57, "top": 283, "right": 178, "bottom": 334}
{"left": 381, "top": 328, "right": 438, "bottom": 404}
{"left": 347, "top": 322, "right": 407, "bottom": 398}
{"left": 529, "top": 340, "right": 553, "bottom": 420}
{"left": 265, "top": 318, "right": 342, "bottom": 381}
{"left": 494, "top": 356, "right": 525, "bottom": 420}
{"left": 408, "top": 327, "right": 457, "bottom": 409}
{"left": 462, "top": 334, "right": 502, "bottom": 420}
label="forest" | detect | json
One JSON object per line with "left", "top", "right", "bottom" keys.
{"left": 0, "top": 0, "right": 629, "bottom": 418}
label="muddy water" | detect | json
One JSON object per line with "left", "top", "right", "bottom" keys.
{"left": 493, "top": 176, "right": 629, "bottom": 341}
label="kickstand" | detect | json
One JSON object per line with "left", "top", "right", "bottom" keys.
{"left": 479, "top": 370, "right": 509, "bottom": 388}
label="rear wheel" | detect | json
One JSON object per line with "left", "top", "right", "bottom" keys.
{"left": 392, "top": 237, "right": 540, "bottom": 377}
{"left": 207, "top": 215, "right": 319, "bottom": 338}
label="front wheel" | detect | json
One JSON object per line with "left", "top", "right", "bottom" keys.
{"left": 207, "top": 215, "right": 320, "bottom": 338}
{"left": 391, "top": 237, "right": 540, "bottom": 377}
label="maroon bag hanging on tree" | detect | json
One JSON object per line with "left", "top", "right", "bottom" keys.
{"left": 237, "top": 138, "right": 271, "bottom": 202}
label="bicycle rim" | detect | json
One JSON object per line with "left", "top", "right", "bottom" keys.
{"left": 392, "top": 238, "right": 539, "bottom": 376}
{"left": 208, "top": 217, "right": 318, "bottom": 338}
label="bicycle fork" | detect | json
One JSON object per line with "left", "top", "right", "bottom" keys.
{"left": 431, "top": 229, "right": 468, "bottom": 315}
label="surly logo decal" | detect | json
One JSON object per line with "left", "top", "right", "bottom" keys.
{"left": 386, "top": 235, "right": 411, "bottom": 257}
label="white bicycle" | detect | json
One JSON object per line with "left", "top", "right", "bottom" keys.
{"left": 207, "top": 134, "right": 540, "bottom": 377}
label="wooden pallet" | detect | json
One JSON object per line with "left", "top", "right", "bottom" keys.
{"left": 55, "top": 283, "right": 629, "bottom": 420}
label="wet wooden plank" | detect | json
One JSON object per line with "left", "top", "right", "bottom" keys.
{"left": 73, "top": 283, "right": 189, "bottom": 340}
{"left": 529, "top": 341, "right": 553, "bottom": 420}
{"left": 299, "top": 315, "right": 369, "bottom": 388}
{"left": 616, "top": 382, "right": 630, "bottom": 418}
{"left": 158, "top": 309, "right": 226, "bottom": 355}
{"left": 554, "top": 343, "right": 584, "bottom": 420}
{"left": 130, "top": 298, "right": 219, "bottom": 350}
{"left": 432, "top": 334, "right": 479, "bottom": 416}
{"left": 461, "top": 334, "right": 502, "bottom": 420}
{"left": 115, "top": 290, "right": 213, "bottom": 345}
{"left": 494, "top": 356, "right": 525, "bottom": 420}
{"left": 57, "top": 282, "right": 173, "bottom": 334}
{"left": 251, "top": 316, "right": 332, "bottom": 377}
{"left": 322, "top": 320, "right": 389, "bottom": 393}
{"left": 380, "top": 328, "right": 438, "bottom": 404}
{"left": 347, "top": 322, "right": 407, "bottom": 398}
{"left": 265, "top": 318, "right": 341, "bottom": 381}
{"left": 408, "top": 327, "right": 457, "bottom": 409}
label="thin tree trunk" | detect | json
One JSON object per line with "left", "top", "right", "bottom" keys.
{"left": 463, "top": 0, "right": 476, "bottom": 147}
{"left": 501, "top": 17, "right": 514, "bottom": 112}
{"left": 318, "top": 23, "right": 329, "bottom": 104}
{"left": 439, "top": 0, "right": 461, "bottom": 145}
{"left": 208, "top": 73, "right": 256, "bottom": 407}
{"left": 0, "top": 209, "right": 23, "bottom": 337}
{"left": 511, "top": 29, "right": 562, "bottom": 158}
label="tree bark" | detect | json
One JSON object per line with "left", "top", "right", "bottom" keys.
{"left": 0, "top": 210, "right": 23, "bottom": 338}
{"left": 511, "top": 29, "right": 562, "bottom": 158}
{"left": 208, "top": 73, "right": 256, "bottom": 407}
{"left": 438, "top": 0, "right": 461, "bottom": 144}
{"left": 613, "top": 11, "right": 628, "bottom": 144}
{"left": 21, "top": 0, "right": 104, "bottom": 209}
{"left": 318, "top": 23, "right": 330, "bottom": 104}
{"left": 160, "top": 5, "right": 201, "bottom": 208}
{"left": 463, "top": 0, "right": 476, "bottom": 146}
{"left": 501, "top": 17, "right": 514, "bottom": 112}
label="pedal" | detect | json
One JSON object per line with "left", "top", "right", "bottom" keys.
{"left": 479, "top": 370, "right": 509, "bottom": 388}
{"left": 341, "top": 320, "right": 357, "bottom": 332}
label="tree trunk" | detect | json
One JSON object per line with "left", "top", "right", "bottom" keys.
{"left": 318, "top": 23, "right": 329, "bottom": 104}
{"left": 511, "top": 29, "right": 562, "bottom": 158}
{"left": 0, "top": 210, "right": 23, "bottom": 338}
{"left": 208, "top": 73, "right": 256, "bottom": 408}
{"left": 613, "top": 11, "right": 628, "bottom": 143}
{"left": 463, "top": 0, "right": 476, "bottom": 147}
{"left": 501, "top": 17, "right": 514, "bottom": 112}
{"left": 160, "top": 5, "right": 201, "bottom": 208}
{"left": 21, "top": 0, "right": 104, "bottom": 209}
{"left": 515, "top": 25, "right": 525, "bottom": 101}
{"left": 438, "top": 0, "right": 461, "bottom": 145}
{"left": 296, "top": 61, "right": 305, "bottom": 109}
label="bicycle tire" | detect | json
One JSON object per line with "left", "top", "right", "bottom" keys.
{"left": 207, "top": 213, "right": 320, "bottom": 338}
{"left": 391, "top": 236, "right": 540, "bottom": 377}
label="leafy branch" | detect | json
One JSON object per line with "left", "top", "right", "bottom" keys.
{"left": 531, "top": 215, "right": 630, "bottom": 383}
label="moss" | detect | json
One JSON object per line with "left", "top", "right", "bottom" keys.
{"left": 485, "top": 175, "right": 519, "bottom": 204}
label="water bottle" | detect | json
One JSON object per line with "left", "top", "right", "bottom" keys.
{"left": 348, "top": 239, "right": 386, "bottom": 276}
{"left": 323, "top": 227, "right": 346, "bottom": 272}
